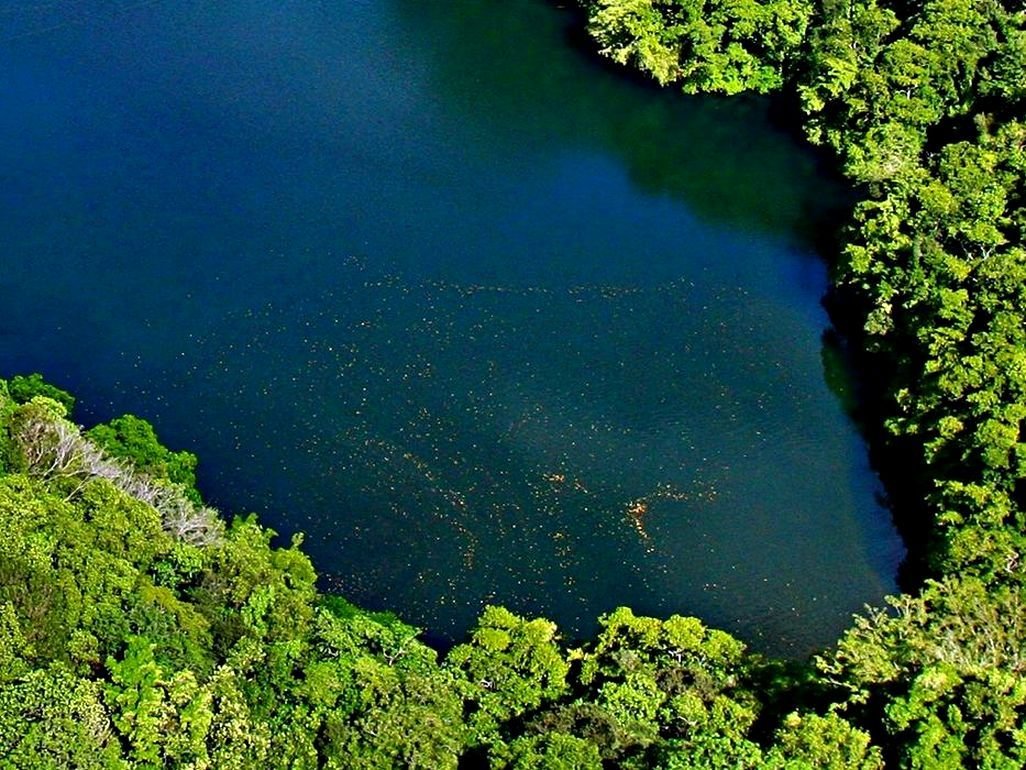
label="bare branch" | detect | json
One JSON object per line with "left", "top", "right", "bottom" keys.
{"left": 13, "top": 413, "right": 223, "bottom": 547}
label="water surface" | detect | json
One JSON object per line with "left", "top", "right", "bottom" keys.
{"left": 0, "top": 0, "right": 903, "bottom": 654}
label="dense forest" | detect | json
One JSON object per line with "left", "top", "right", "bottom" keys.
{"left": 2, "top": 0, "right": 1024, "bottom": 766}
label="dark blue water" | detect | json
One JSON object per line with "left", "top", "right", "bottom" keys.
{"left": 0, "top": 0, "right": 903, "bottom": 654}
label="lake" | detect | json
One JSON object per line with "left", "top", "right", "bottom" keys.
{"left": 0, "top": 0, "right": 903, "bottom": 655}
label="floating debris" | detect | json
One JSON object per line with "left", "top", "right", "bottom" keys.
{"left": 168, "top": 255, "right": 854, "bottom": 650}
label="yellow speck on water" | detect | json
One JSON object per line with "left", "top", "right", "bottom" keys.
{"left": 626, "top": 499, "right": 648, "bottom": 519}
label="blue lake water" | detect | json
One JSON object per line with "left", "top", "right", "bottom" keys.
{"left": 0, "top": 0, "right": 903, "bottom": 654}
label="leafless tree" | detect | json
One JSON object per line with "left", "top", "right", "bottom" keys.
{"left": 13, "top": 411, "right": 223, "bottom": 547}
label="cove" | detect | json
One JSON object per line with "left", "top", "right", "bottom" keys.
{"left": 0, "top": 0, "right": 903, "bottom": 655}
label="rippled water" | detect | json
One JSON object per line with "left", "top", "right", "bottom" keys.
{"left": 0, "top": 0, "right": 903, "bottom": 654}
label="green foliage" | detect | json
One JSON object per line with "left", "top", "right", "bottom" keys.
{"left": 822, "top": 577, "right": 1026, "bottom": 768}
{"left": 7, "top": 374, "right": 75, "bottom": 415}
{"left": 584, "top": 0, "right": 811, "bottom": 94}
{"left": 193, "top": 516, "right": 317, "bottom": 650}
{"left": 521, "top": 608, "right": 767, "bottom": 766}
{"left": 0, "top": 382, "right": 482, "bottom": 767}
{"left": 579, "top": 0, "right": 1026, "bottom": 766}
{"left": 88, "top": 414, "right": 200, "bottom": 502}
{"left": 492, "top": 732, "right": 603, "bottom": 769}
{"left": 763, "top": 711, "right": 882, "bottom": 769}
{"left": 0, "top": 665, "right": 125, "bottom": 769}
{"left": 105, "top": 637, "right": 214, "bottom": 768}
{"left": 0, "top": 381, "right": 13, "bottom": 475}
{"left": 447, "top": 605, "right": 569, "bottom": 744}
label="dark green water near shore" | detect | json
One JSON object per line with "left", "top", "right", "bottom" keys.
{"left": 0, "top": 0, "right": 903, "bottom": 654}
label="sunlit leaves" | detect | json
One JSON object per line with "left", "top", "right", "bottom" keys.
{"left": 584, "top": 0, "right": 811, "bottom": 95}
{"left": 447, "top": 605, "right": 568, "bottom": 744}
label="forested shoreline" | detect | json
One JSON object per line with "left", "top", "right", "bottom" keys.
{"left": 0, "top": 378, "right": 882, "bottom": 767}
{"left": 578, "top": 0, "right": 1026, "bottom": 764}
{"left": 2, "top": 0, "right": 1025, "bottom": 767}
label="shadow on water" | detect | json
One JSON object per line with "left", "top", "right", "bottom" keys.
{"left": 820, "top": 299, "right": 934, "bottom": 593}
{"left": 386, "top": 0, "right": 850, "bottom": 251}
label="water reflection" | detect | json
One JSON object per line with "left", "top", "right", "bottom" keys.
{"left": 386, "top": 0, "right": 848, "bottom": 243}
